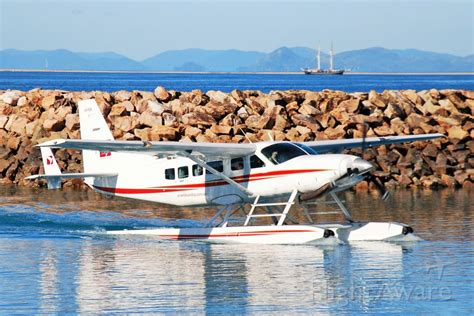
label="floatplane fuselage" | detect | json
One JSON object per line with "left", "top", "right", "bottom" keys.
{"left": 83, "top": 149, "right": 370, "bottom": 207}
{"left": 27, "top": 99, "right": 442, "bottom": 244}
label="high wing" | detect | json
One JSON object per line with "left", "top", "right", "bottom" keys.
{"left": 301, "top": 133, "right": 444, "bottom": 153}
{"left": 38, "top": 139, "right": 256, "bottom": 159}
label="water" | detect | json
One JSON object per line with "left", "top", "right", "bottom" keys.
{"left": 0, "top": 186, "right": 472, "bottom": 314}
{"left": 0, "top": 71, "right": 473, "bottom": 93}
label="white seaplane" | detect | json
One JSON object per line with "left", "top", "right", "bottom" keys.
{"left": 27, "top": 99, "right": 443, "bottom": 244}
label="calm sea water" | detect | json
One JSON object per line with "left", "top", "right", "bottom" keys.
{"left": 0, "top": 186, "right": 472, "bottom": 314}
{"left": 0, "top": 71, "right": 473, "bottom": 93}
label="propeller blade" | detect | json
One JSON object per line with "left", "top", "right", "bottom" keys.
{"left": 367, "top": 174, "right": 389, "bottom": 200}
{"left": 361, "top": 122, "right": 369, "bottom": 157}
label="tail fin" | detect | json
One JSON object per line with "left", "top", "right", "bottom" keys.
{"left": 26, "top": 146, "right": 118, "bottom": 188}
{"left": 78, "top": 99, "right": 114, "bottom": 141}
{"left": 39, "top": 147, "right": 62, "bottom": 189}
{"left": 78, "top": 99, "right": 114, "bottom": 176}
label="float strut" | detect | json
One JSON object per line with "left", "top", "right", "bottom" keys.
{"left": 330, "top": 192, "right": 353, "bottom": 222}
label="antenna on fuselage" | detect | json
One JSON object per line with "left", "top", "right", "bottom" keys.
{"left": 239, "top": 128, "right": 253, "bottom": 144}
{"left": 267, "top": 131, "right": 274, "bottom": 142}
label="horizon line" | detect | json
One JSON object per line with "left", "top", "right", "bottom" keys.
{"left": 1, "top": 69, "right": 473, "bottom": 76}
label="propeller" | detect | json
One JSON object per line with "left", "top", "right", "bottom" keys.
{"left": 366, "top": 173, "right": 389, "bottom": 200}
{"left": 361, "top": 121, "right": 368, "bottom": 158}
{"left": 360, "top": 122, "right": 389, "bottom": 201}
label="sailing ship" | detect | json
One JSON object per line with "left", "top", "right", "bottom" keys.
{"left": 302, "top": 44, "right": 344, "bottom": 75}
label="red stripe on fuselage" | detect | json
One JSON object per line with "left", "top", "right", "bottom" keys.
{"left": 93, "top": 168, "right": 331, "bottom": 194}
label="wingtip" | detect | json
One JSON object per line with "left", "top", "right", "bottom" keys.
{"left": 25, "top": 174, "right": 40, "bottom": 180}
{"left": 36, "top": 139, "right": 66, "bottom": 147}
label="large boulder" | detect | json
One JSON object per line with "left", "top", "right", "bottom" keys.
{"left": 207, "top": 90, "right": 234, "bottom": 104}
{"left": 0, "top": 115, "right": 8, "bottom": 129}
{"left": 290, "top": 114, "right": 320, "bottom": 133}
{"left": 447, "top": 125, "right": 468, "bottom": 141}
{"left": 200, "top": 100, "right": 238, "bottom": 120}
{"left": 339, "top": 98, "right": 360, "bottom": 113}
{"left": 154, "top": 86, "right": 171, "bottom": 102}
{"left": 245, "top": 115, "right": 270, "bottom": 130}
{"left": 43, "top": 118, "right": 65, "bottom": 132}
{"left": 8, "top": 116, "right": 29, "bottom": 135}
{"left": 139, "top": 111, "right": 162, "bottom": 127}
{"left": 110, "top": 116, "right": 139, "bottom": 132}
{"left": 41, "top": 94, "right": 59, "bottom": 110}
{"left": 181, "top": 112, "right": 216, "bottom": 126}
{"left": 1, "top": 91, "right": 21, "bottom": 105}
{"left": 114, "top": 90, "right": 131, "bottom": 102}
{"left": 149, "top": 126, "right": 177, "bottom": 140}
{"left": 162, "top": 113, "right": 178, "bottom": 127}
{"left": 368, "top": 90, "right": 387, "bottom": 109}
{"left": 324, "top": 125, "right": 346, "bottom": 139}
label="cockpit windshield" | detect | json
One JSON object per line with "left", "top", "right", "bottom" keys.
{"left": 294, "top": 143, "right": 318, "bottom": 155}
{"left": 261, "top": 143, "right": 312, "bottom": 165}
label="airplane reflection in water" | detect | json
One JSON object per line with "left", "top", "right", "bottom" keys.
{"left": 35, "top": 238, "right": 410, "bottom": 313}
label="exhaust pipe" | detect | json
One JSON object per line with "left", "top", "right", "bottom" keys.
{"left": 299, "top": 182, "right": 333, "bottom": 202}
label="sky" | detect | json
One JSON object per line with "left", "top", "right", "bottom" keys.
{"left": 0, "top": 0, "right": 473, "bottom": 60}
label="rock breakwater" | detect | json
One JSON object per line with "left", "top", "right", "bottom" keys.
{"left": 0, "top": 87, "right": 472, "bottom": 190}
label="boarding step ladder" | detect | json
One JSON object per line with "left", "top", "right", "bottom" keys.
{"left": 206, "top": 203, "right": 247, "bottom": 228}
{"left": 244, "top": 189, "right": 298, "bottom": 226}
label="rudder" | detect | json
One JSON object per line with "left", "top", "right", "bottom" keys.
{"left": 78, "top": 99, "right": 114, "bottom": 175}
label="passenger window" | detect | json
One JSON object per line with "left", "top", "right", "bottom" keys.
{"left": 206, "top": 161, "right": 223, "bottom": 174}
{"left": 178, "top": 166, "right": 189, "bottom": 179}
{"left": 165, "top": 168, "right": 175, "bottom": 180}
{"left": 192, "top": 164, "right": 203, "bottom": 176}
{"left": 231, "top": 157, "right": 244, "bottom": 171}
{"left": 250, "top": 155, "right": 265, "bottom": 168}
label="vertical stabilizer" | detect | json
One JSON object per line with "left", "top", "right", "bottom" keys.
{"left": 78, "top": 99, "right": 114, "bottom": 140}
{"left": 78, "top": 99, "right": 114, "bottom": 175}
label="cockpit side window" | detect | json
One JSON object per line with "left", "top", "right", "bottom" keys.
{"left": 261, "top": 143, "right": 308, "bottom": 164}
{"left": 231, "top": 157, "right": 244, "bottom": 171}
{"left": 250, "top": 155, "right": 265, "bottom": 169}
{"left": 206, "top": 161, "right": 224, "bottom": 174}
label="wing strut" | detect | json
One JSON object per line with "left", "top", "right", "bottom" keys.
{"left": 179, "top": 151, "right": 254, "bottom": 197}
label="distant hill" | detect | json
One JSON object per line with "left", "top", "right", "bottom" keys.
{"left": 0, "top": 49, "right": 145, "bottom": 71}
{"left": 335, "top": 47, "right": 474, "bottom": 72}
{"left": 0, "top": 47, "right": 472, "bottom": 72}
{"left": 173, "top": 62, "right": 206, "bottom": 72}
{"left": 239, "top": 47, "right": 332, "bottom": 71}
{"left": 142, "top": 48, "right": 265, "bottom": 72}
{"left": 238, "top": 47, "right": 306, "bottom": 72}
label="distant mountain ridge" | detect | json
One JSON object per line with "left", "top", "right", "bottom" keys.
{"left": 0, "top": 49, "right": 145, "bottom": 71}
{"left": 1, "top": 47, "right": 472, "bottom": 72}
{"left": 142, "top": 48, "right": 265, "bottom": 72}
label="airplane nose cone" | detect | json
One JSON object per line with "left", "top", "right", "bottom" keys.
{"left": 351, "top": 158, "right": 374, "bottom": 174}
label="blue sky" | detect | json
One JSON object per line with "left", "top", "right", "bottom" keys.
{"left": 1, "top": 0, "right": 472, "bottom": 60}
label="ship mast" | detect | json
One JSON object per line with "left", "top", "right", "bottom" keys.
{"left": 317, "top": 45, "right": 321, "bottom": 71}
{"left": 329, "top": 43, "right": 334, "bottom": 71}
